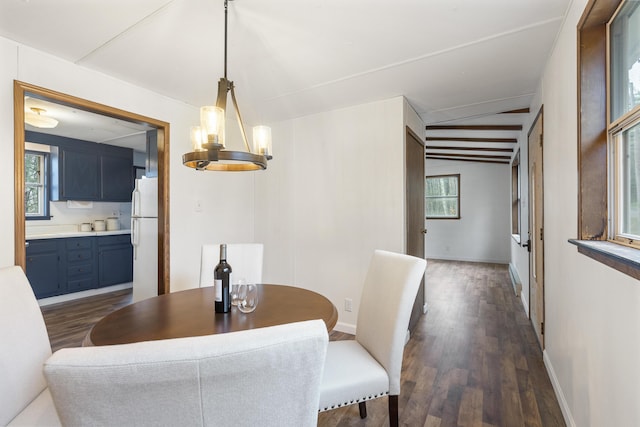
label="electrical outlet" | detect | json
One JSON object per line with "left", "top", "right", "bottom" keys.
{"left": 195, "top": 199, "right": 202, "bottom": 212}
{"left": 344, "top": 298, "right": 352, "bottom": 312}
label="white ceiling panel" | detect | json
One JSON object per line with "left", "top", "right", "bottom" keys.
{"left": 2, "top": 0, "right": 571, "bottom": 158}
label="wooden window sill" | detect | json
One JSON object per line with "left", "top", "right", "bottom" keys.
{"left": 568, "top": 239, "right": 640, "bottom": 281}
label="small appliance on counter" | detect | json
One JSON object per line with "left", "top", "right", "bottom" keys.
{"left": 79, "top": 223, "right": 92, "bottom": 232}
{"left": 106, "top": 217, "right": 120, "bottom": 231}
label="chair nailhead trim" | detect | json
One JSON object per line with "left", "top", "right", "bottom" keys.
{"left": 320, "top": 391, "right": 390, "bottom": 412}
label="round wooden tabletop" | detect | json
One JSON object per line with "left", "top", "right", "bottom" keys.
{"left": 87, "top": 284, "right": 338, "bottom": 346}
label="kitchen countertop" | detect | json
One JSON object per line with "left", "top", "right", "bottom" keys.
{"left": 27, "top": 229, "right": 131, "bottom": 240}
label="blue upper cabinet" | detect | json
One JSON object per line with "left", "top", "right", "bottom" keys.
{"left": 60, "top": 147, "right": 100, "bottom": 200}
{"left": 28, "top": 131, "right": 133, "bottom": 202}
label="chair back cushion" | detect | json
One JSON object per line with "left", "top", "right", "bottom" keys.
{"left": 355, "top": 250, "right": 426, "bottom": 395}
{"left": 45, "top": 319, "right": 328, "bottom": 427}
{"left": 199, "top": 243, "right": 264, "bottom": 287}
{"left": 0, "top": 266, "right": 52, "bottom": 426}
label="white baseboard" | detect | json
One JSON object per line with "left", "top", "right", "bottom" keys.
{"left": 426, "top": 255, "right": 510, "bottom": 264}
{"left": 543, "top": 350, "right": 576, "bottom": 427}
{"left": 333, "top": 321, "right": 356, "bottom": 335}
{"left": 38, "top": 282, "right": 132, "bottom": 307}
{"left": 520, "top": 291, "right": 529, "bottom": 317}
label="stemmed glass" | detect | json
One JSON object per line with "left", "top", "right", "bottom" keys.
{"left": 237, "top": 283, "right": 258, "bottom": 313}
{"left": 230, "top": 277, "right": 245, "bottom": 306}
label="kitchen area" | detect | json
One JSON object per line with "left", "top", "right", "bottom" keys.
{"left": 23, "top": 97, "right": 158, "bottom": 306}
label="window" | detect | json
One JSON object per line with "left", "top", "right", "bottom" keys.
{"left": 25, "top": 150, "right": 50, "bottom": 220}
{"left": 511, "top": 150, "right": 521, "bottom": 238}
{"left": 608, "top": 0, "right": 640, "bottom": 248}
{"left": 573, "top": 0, "right": 640, "bottom": 280}
{"left": 426, "top": 174, "right": 460, "bottom": 219}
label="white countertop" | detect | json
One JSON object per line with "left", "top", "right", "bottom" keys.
{"left": 26, "top": 229, "right": 131, "bottom": 240}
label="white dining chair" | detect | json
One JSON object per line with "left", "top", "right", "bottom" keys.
{"left": 199, "top": 243, "right": 264, "bottom": 287}
{"left": 0, "top": 266, "right": 61, "bottom": 426}
{"left": 318, "top": 250, "right": 427, "bottom": 427}
{"left": 45, "top": 319, "right": 328, "bottom": 427}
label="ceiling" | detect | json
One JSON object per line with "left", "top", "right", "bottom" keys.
{"left": 1, "top": 0, "right": 570, "bottom": 161}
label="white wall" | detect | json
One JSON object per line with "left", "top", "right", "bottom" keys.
{"left": 0, "top": 38, "right": 255, "bottom": 292}
{"left": 255, "top": 96, "right": 422, "bottom": 332}
{"left": 425, "top": 159, "right": 511, "bottom": 264}
{"left": 514, "top": 0, "right": 640, "bottom": 425}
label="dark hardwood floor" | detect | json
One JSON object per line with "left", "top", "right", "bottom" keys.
{"left": 40, "top": 260, "right": 565, "bottom": 427}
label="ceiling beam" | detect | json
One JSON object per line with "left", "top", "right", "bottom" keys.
{"left": 425, "top": 124, "right": 523, "bottom": 131}
{"left": 425, "top": 136, "right": 517, "bottom": 143}
{"left": 425, "top": 152, "right": 511, "bottom": 160}
{"left": 426, "top": 156, "right": 509, "bottom": 165}
{"left": 499, "top": 108, "right": 530, "bottom": 114}
{"left": 425, "top": 146, "right": 513, "bottom": 152}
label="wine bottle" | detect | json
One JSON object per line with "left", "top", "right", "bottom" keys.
{"left": 214, "top": 244, "right": 233, "bottom": 313}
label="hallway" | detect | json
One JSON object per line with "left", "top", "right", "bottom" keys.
{"left": 317, "top": 260, "right": 565, "bottom": 426}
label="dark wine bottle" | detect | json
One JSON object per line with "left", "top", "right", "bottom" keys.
{"left": 214, "top": 244, "right": 232, "bottom": 313}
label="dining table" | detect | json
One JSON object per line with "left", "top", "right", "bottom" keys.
{"left": 85, "top": 284, "right": 338, "bottom": 346}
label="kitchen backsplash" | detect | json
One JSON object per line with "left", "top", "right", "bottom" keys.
{"left": 26, "top": 201, "right": 132, "bottom": 232}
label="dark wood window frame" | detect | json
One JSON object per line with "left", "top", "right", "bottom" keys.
{"left": 574, "top": 0, "right": 640, "bottom": 281}
{"left": 511, "top": 150, "right": 521, "bottom": 241}
{"left": 426, "top": 174, "right": 461, "bottom": 220}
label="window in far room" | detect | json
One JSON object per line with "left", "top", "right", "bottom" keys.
{"left": 609, "top": 0, "right": 640, "bottom": 248}
{"left": 511, "top": 150, "right": 521, "bottom": 240}
{"left": 426, "top": 174, "right": 460, "bottom": 219}
{"left": 25, "top": 150, "right": 50, "bottom": 220}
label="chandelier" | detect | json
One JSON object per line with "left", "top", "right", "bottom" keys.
{"left": 182, "top": 0, "right": 272, "bottom": 171}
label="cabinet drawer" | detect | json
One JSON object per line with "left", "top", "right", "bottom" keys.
{"left": 67, "top": 249, "right": 92, "bottom": 263}
{"left": 26, "top": 239, "right": 59, "bottom": 254}
{"left": 98, "top": 234, "right": 131, "bottom": 246}
{"left": 67, "top": 263, "right": 92, "bottom": 278}
{"left": 66, "top": 238, "right": 93, "bottom": 250}
{"left": 68, "top": 278, "right": 93, "bottom": 292}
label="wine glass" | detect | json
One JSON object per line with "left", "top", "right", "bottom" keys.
{"left": 237, "top": 283, "right": 258, "bottom": 313}
{"left": 231, "top": 277, "right": 245, "bottom": 306}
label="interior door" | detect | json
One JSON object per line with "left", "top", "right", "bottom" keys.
{"left": 528, "top": 109, "right": 544, "bottom": 349}
{"left": 406, "top": 127, "right": 426, "bottom": 333}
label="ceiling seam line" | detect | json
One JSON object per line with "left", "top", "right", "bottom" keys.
{"left": 74, "top": 0, "right": 177, "bottom": 65}
{"left": 263, "top": 16, "right": 563, "bottom": 102}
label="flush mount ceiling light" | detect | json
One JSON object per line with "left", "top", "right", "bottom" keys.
{"left": 182, "top": 0, "right": 272, "bottom": 172}
{"left": 25, "top": 107, "right": 58, "bottom": 129}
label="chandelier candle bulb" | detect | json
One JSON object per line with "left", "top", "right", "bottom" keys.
{"left": 190, "top": 126, "right": 207, "bottom": 151}
{"left": 253, "top": 125, "right": 272, "bottom": 157}
{"left": 200, "top": 106, "right": 225, "bottom": 148}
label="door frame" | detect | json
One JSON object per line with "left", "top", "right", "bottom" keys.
{"left": 14, "top": 80, "right": 171, "bottom": 296}
{"left": 527, "top": 106, "right": 544, "bottom": 348}
{"left": 406, "top": 126, "right": 426, "bottom": 332}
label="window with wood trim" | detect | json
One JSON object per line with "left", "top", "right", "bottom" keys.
{"left": 511, "top": 150, "right": 521, "bottom": 237}
{"left": 608, "top": 0, "right": 640, "bottom": 248}
{"left": 574, "top": 0, "right": 640, "bottom": 279}
{"left": 426, "top": 174, "right": 460, "bottom": 219}
{"left": 25, "top": 150, "right": 50, "bottom": 220}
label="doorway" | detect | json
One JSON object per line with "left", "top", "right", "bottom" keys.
{"left": 528, "top": 107, "right": 544, "bottom": 349}
{"left": 14, "top": 81, "right": 170, "bottom": 296}
{"left": 406, "top": 126, "right": 426, "bottom": 333}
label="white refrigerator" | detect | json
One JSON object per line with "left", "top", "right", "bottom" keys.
{"left": 131, "top": 177, "right": 158, "bottom": 302}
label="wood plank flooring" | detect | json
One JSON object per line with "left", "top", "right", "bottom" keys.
{"left": 40, "top": 260, "right": 565, "bottom": 427}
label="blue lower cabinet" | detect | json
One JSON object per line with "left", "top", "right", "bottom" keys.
{"left": 26, "top": 239, "right": 63, "bottom": 298}
{"left": 98, "top": 235, "right": 133, "bottom": 287}
{"left": 26, "top": 234, "right": 133, "bottom": 299}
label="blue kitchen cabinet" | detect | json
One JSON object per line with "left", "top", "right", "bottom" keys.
{"left": 97, "top": 234, "right": 133, "bottom": 287}
{"left": 65, "top": 237, "right": 97, "bottom": 292}
{"left": 25, "top": 239, "right": 64, "bottom": 298}
{"left": 28, "top": 131, "right": 134, "bottom": 202}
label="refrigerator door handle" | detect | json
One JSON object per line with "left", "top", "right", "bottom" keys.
{"left": 132, "top": 189, "right": 141, "bottom": 217}
{"left": 131, "top": 218, "right": 139, "bottom": 260}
